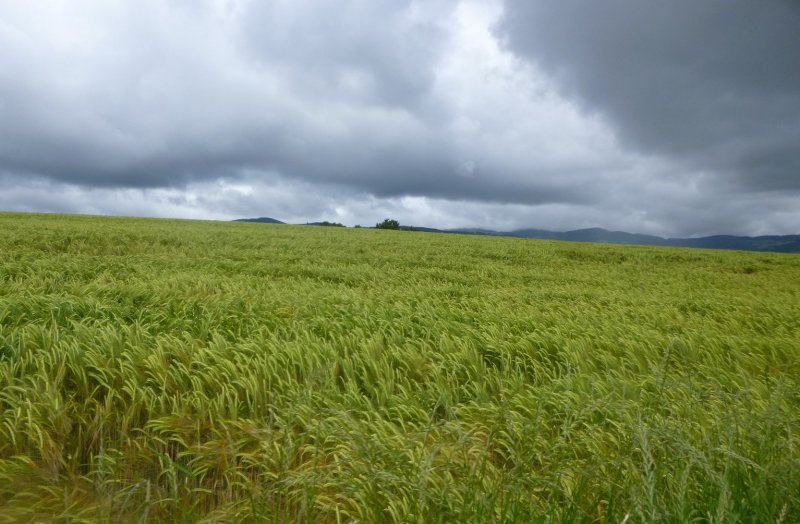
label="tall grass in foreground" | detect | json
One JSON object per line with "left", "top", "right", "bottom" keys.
{"left": 0, "top": 212, "right": 798, "bottom": 522}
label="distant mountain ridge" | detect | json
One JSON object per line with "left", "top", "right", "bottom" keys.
{"left": 234, "top": 217, "right": 285, "bottom": 224}
{"left": 408, "top": 225, "right": 800, "bottom": 252}
{"left": 235, "top": 218, "right": 800, "bottom": 253}
{"left": 506, "top": 227, "right": 800, "bottom": 253}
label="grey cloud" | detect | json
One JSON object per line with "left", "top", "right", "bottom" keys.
{"left": 1, "top": 0, "right": 799, "bottom": 236}
{"left": 237, "top": 1, "right": 451, "bottom": 110}
{"left": 3, "top": 169, "right": 800, "bottom": 236}
{"left": 499, "top": 0, "right": 800, "bottom": 192}
{"left": 0, "top": 0, "right": 620, "bottom": 206}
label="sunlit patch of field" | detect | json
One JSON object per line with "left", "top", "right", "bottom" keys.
{"left": 1, "top": 212, "right": 798, "bottom": 522}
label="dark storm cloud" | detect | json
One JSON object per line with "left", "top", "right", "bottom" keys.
{"left": 1, "top": 0, "right": 799, "bottom": 236}
{"left": 0, "top": 0, "right": 619, "bottom": 207}
{"left": 499, "top": 0, "right": 800, "bottom": 192}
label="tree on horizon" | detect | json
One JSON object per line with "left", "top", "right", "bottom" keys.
{"left": 376, "top": 218, "right": 400, "bottom": 230}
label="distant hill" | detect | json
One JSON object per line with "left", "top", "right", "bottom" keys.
{"left": 399, "top": 226, "right": 445, "bottom": 233}
{"left": 668, "top": 234, "right": 800, "bottom": 253}
{"left": 234, "top": 217, "right": 285, "bottom": 224}
{"left": 235, "top": 217, "right": 799, "bottom": 253}
{"left": 448, "top": 227, "right": 501, "bottom": 235}
{"left": 507, "top": 227, "right": 800, "bottom": 253}
{"left": 509, "top": 227, "right": 669, "bottom": 245}
{"left": 405, "top": 225, "right": 800, "bottom": 253}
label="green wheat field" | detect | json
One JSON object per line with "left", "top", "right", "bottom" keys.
{"left": 1, "top": 212, "right": 798, "bottom": 523}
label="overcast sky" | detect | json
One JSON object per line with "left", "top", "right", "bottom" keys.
{"left": 1, "top": 0, "right": 798, "bottom": 236}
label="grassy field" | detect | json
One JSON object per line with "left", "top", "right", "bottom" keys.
{"left": 0, "top": 212, "right": 798, "bottom": 523}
